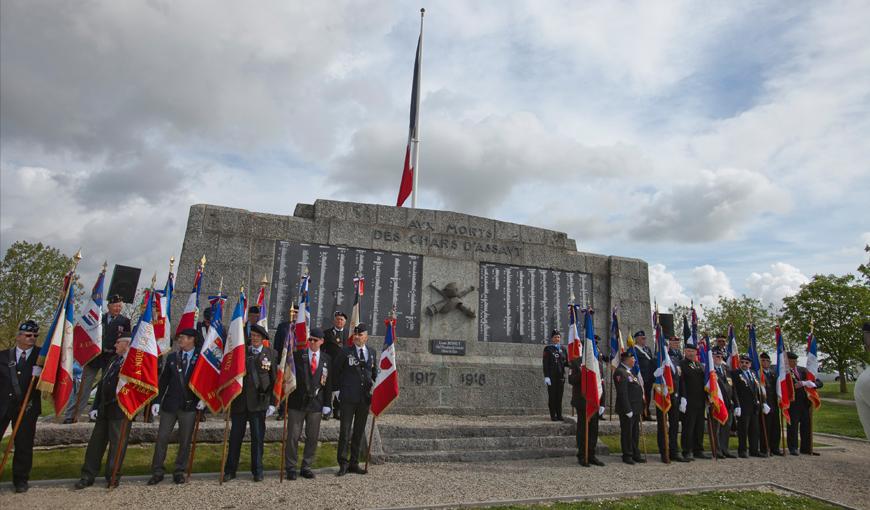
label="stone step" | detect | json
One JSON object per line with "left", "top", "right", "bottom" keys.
{"left": 383, "top": 444, "right": 608, "bottom": 463}
{"left": 382, "top": 434, "right": 578, "bottom": 453}
{"left": 378, "top": 421, "right": 575, "bottom": 439}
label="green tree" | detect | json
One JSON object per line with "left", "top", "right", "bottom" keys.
{"left": 858, "top": 244, "right": 870, "bottom": 286}
{"left": 781, "top": 274, "right": 870, "bottom": 393}
{"left": 0, "top": 241, "right": 75, "bottom": 349}
{"left": 703, "top": 296, "right": 778, "bottom": 353}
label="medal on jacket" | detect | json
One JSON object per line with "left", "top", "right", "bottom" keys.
{"left": 260, "top": 356, "right": 271, "bottom": 371}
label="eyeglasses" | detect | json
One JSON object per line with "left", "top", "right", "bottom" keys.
{"left": 21, "top": 333, "right": 37, "bottom": 338}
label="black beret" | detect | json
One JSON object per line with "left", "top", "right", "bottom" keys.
{"left": 620, "top": 351, "right": 633, "bottom": 359}
{"left": 108, "top": 294, "right": 124, "bottom": 304}
{"left": 354, "top": 323, "right": 368, "bottom": 334}
{"left": 712, "top": 347, "right": 725, "bottom": 356}
{"left": 248, "top": 306, "right": 260, "bottom": 314}
{"left": 18, "top": 320, "right": 39, "bottom": 333}
{"left": 249, "top": 324, "right": 269, "bottom": 340}
{"left": 684, "top": 343, "right": 697, "bottom": 350}
{"left": 334, "top": 311, "right": 348, "bottom": 319}
{"left": 760, "top": 352, "right": 771, "bottom": 360}
{"left": 739, "top": 354, "right": 752, "bottom": 362}
{"left": 178, "top": 328, "right": 198, "bottom": 338}
{"left": 634, "top": 330, "right": 646, "bottom": 338}
{"left": 787, "top": 351, "right": 798, "bottom": 360}
{"left": 550, "top": 329, "right": 561, "bottom": 338}
{"left": 309, "top": 327, "right": 324, "bottom": 339}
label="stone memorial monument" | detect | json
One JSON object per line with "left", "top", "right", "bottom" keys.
{"left": 174, "top": 200, "right": 650, "bottom": 415}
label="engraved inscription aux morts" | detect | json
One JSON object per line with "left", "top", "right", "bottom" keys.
{"left": 269, "top": 241, "right": 422, "bottom": 337}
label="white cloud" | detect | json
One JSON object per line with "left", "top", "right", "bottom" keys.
{"left": 648, "top": 263, "right": 690, "bottom": 308}
{"left": 746, "top": 262, "right": 810, "bottom": 308}
{"left": 691, "top": 264, "right": 735, "bottom": 309}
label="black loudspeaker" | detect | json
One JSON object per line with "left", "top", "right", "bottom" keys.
{"left": 659, "top": 313, "right": 675, "bottom": 338}
{"left": 108, "top": 265, "right": 141, "bottom": 303}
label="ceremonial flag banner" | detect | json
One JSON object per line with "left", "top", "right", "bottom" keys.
{"left": 37, "top": 273, "right": 73, "bottom": 394}
{"left": 567, "top": 304, "right": 582, "bottom": 362}
{"left": 396, "top": 18, "right": 423, "bottom": 207}
{"left": 154, "top": 271, "right": 174, "bottom": 355}
{"left": 805, "top": 332, "right": 822, "bottom": 410}
{"left": 682, "top": 315, "right": 691, "bottom": 347}
{"left": 52, "top": 283, "right": 77, "bottom": 415}
{"left": 274, "top": 320, "right": 295, "bottom": 401}
{"left": 726, "top": 324, "right": 739, "bottom": 370}
{"left": 775, "top": 325, "right": 794, "bottom": 423}
{"left": 73, "top": 269, "right": 104, "bottom": 366}
{"left": 626, "top": 333, "right": 644, "bottom": 391}
{"left": 349, "top": 276, "right": 364, "bottom": 346}
{"left": 218, "top": 295, "right": 247, "bottom": 409}
{"left": 116, "top": 290, "right": 159, "bottom": 420}
{"left": 371, "top": 316, "right": 400, "bottom": 416}
{"left": 294, "top": 276, "right": 310, "bottom": 350}
{"left": 700, "top": 341, "right": 729, "bottom": 425}
{"left": 256, "top": 286, "right": 268, "bottom": 332}
{"left": 189, "top": 296, "right": 226, "bottom": 412}
{"left": 176, "top": 267, "right": 202, "bottom": 337}
{"left": 748, "top": 324, "right": 763, "bottom": 385}
{"left": 580, "top": 310, "right": 602, "bottom": 420}
{"left": 653, "top": 318, "right": 674, "bottom": 414}
{"left": 609, "top": 309, "right": 625, "bottom": 368}
{"left": 688, "top": 306, "right": 699, "bottom": 347}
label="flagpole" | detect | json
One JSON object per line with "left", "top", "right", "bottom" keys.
{"left": 219, "top": 409, "right": 231, "bottom": 485}
{"left": 411, "top": 8, "right": 424, "bottom": 209}
{"left": 185, "top": 409, "right": 202, "bottom": 481}
{"left": 661, "top": 403, "right": 669, "bottom": 463}
{"left": 365, "top": 414, "right": 377, "bottom": 472}
{"left": 780, "top": 408, "right": 787, "bottom": 455}
{"left": 808, "top": 320, "right": 815, "bottom": 456}
{"left": 707, "top": 406, "right": 718, "bottom": 461}
{"left": 108, "top": 418, "right": 130, "bottom": 488}
{"left": 280, "top": 396, "right": 289, "bottom": 482}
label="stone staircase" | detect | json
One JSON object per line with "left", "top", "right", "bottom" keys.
{"left": 376, "top": 415, "right": 610, "bottom": 463}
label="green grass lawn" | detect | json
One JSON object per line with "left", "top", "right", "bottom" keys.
{"left": 813, "top": 401, "right": 865, "bottom": 438}
{"left": 817, "top": 381, "right": 855, "bottom": 401}
{"left": 487, "top": 490, "right": 840, "bottom": 510}
{"left": 1, "top": 441, "right": 337, "bottom": 482}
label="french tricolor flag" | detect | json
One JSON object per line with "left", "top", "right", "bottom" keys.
{"left": 726, "top": 324, "right": 740, "bottom": 370}
{"left": 189, "top": 296, "right": 226, "bottom": 412}
{"left": 775, "top": 325, "right": 794, "bottom": 424}
{"left": 566, "top": 303, "right": 582, "bottom": 362}
{"left": 73, "top": 270, "right": 105, "bottom": 367}
{"left": 37, "top": 273, "right": 73, "bottom": 398}
{"left": 294, "top": 275, "right": 310, "bottom": 350}
{"left": 117, "top": 289, "right": 160, "bottom": 419}
{"left": 48, "top": 283, "right": 78, "bottom": 416}
{"left": 580, "top": 309, "right": 603, "bottom": 421}
{"left": 805, "top": 332, "right": 822, "bottom": 410}
{"left": 218, "top": 294, "right": 247, "bottom": 409}
{"left": 175, "top": 267, "right": 202, "bottom": 337}
{"left": 154, "top": 271, "right": 174, "bottom": 355}
{"left": 256, "top": 285, "right": 268, "bottom": 332}
{"left": 371, "top": 315, "right": 399, "bottom": 416}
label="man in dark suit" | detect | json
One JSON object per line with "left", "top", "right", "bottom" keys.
{"left": 64, "top": 294, "right": 131, "bottom": 422}
{"left": 322, "top": 311, "right": 348, "bottom": 420}
{"left": 656, "top": 336, "right": 687, "bottom": 462}
{"left": 786, "top": 351, "right": 823, "bottom": 455}
{"left": 284, "top": 327, "right": 331, "bottom": 480}
{"left": 147, "top": 329, "right": 201, "bottom": 485}
{"left": 614, "top": 350, "right": 645, "bottom": 464}
{"left": 733, "top": 354, "right": 765, "bottom": 457}
{"left": 633, "top": 330, "right": 655, "bottom": 420}
{"left": 224, "top": 324, "right": 278, "bottom": 482}
{"left": 0, "top": 320, "right": 42, "bottom": 493}
{"left": 760, "top": 352, "right": 782, "bottom": 455}
{"left": 542, "top": 329, "right": 567, "bottom": 421}
{"left": 679, "top": 344, "right": 708, "bottom": 460}
{"left": 335, "top": 323, "right": 377, "bottom": 476}
{"left": 712, "top": 348, "right": 737, "bottom": 458}
{"left": 74, "top": 327, "right": 132, "bottom": 489}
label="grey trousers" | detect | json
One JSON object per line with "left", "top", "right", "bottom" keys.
{"left": 151, "top": 409, "right": 197, "bottom": 476}
{"left": 80, "top": 418, "right": 129, "bottom": 482}
{"left": 284, "top": 409, "right": 322, "bottom": 472}
{"left": 65, "top": 362, "right": 101, "bottom": 420}
{"left": 714, "top": 413, "right": 733, "bottom": 456}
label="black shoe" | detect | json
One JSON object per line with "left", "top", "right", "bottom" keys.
{"left": 287, "top": 471, "right": 297, "bottom": 480}
{"left": 772, "top": 450, "right": 784, "bottom": 456}
{"left": 622, "top": 457, "right": 635, "bottom": 465}
{"left": 738, "top": 452, "right": 748, "bottom": 458}
{"left": 62, "top": 418, "right": 74, "bottom": 424}
{"left": 301, "top": 469, "right": 315, "bottom": 479}
{"left": 253, "top": 474, "right": 264, "bottom": 482}
{"left": 751, "top": 452, "right": 765, "bottom": 458}
{"left": 336, "top": 465, "right": 348, "bottom": 477}
{"left": 722, "top": 452, "right": 737, "bottom": 459}
{"left": 590, "top": 457, "right": 605, "bottom": 467}
{"left": 789, "top": 449, "right": 799, "bottom": 456}
{"left": 14, "top": 482, "right": 28, "bottom": 493}
{"left": 223, "top": 472, "right": 236, "bottom": 482}
{"left": 694, "top": 453, "right": 710, "bottom": 459}
{"left": 147, "top": 474, "right": 163, "bottom": 485}
{"left": 672, "top": 455, "right": 689, "bottom": 463}
{"left": 633, "top": 457, "right": 646, "bottom": 463}
{"left": 173, "top": 474, "right": 186, "bottom": 484}
{"left": 550, "top": 417, "right": 559, "bottom": 421}
{"left": 349, "top": 464, "right": 368, "bottom": 475}
{"left": 810, "top": 451, "right": 821, "bottom": 456}
{"left": 73, "top": 479, "right": 93, "bottom": 490}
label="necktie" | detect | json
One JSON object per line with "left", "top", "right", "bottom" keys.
{"left": 358, "top": 348, "right": 365, "bottom": 363}
{"left": 18, "top": 350, "right": 26, "bottom": 370}
{"left": 183, "top": 353, "right": 190, "bottom": 375}
{"left": 311, "top": 353, "right": 317, "bottom": 375}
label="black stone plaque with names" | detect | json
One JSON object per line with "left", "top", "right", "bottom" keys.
{"left": 478, "top": 262, "right": 592, "bottom": 343}
{"left": 269, "top": 241, "right": 422, "bottom": 337}
{"left": 430, "top": 339, "right": 467, "bottom": 356}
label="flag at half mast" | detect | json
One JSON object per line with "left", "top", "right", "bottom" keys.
{"left": 396, "top": 9, "right": 424, "bottom": 208}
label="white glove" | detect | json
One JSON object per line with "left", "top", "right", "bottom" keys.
{"left": 89, "top": 410, "right": 98, "bottom": 420}
{"left": 626, "top": 411, "right": 633, "bottom": 418}
{"left": 679, "top": 397, "right": 687, "bottom": 413}
{"left": 196, "top": 401, "right": 206, "bottom": 411}
{"left": 332, "top": 390, "right": 340, "bottom": 401}
{"left": 735, "top": 407, "right": 742, "bottom": 417}
{"left": 763, "top": 403, "right": 771, "bottom": 415}
{"left": 803, "top": 381, "right": 816, "bottom": 389}
{"left": 598, "top": 406, "right": 605, "bottom": 417}
{"left": 544, "top": 377, "right": 552, "bottom": 386}
{"left": 322, "top": 406, "right": 331, "bottom": 415}
{"left": 266, "top": 405, "right": 276, "bottom": 417}
{"left": 151, "top": 404, "right": 160, "bottom": 417}
{"left": 653, "top": 367, "right": 663, "bottom": 378}
{"left": 31, "top": 366, "right": 43, "bottom": 377}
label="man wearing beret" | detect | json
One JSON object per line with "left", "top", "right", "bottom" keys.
{"left": 74, "top": 326, "right": 133, "bottom": 489}
{"left": 633, "top": 330, "right": 655, "bottom": 421}
{"left": 335, "top": 323, "right": 378, "bottom": 476}
{"left": 733, "top": 353, "right": 766, "bottom": 458}
{"left": 614, "top": 350, "right": 645, "bottom": 464}
{"left": 224, "top": 324, "right": 278, "bottom": 482}
{"left": 283, "top": 327, "right": 331, "bottom": 480}
{"left": 786, "top": 351, "right": 823, "bottom": 455}
{"left": 759, "top": 352, "right": 782, "bottom": 455}
{"left": 679, "top": 343, "right": 708, "bottom": 460}
{"left": 64, "top": 294, "right": 131, "bottom": 423}
{"left": 245, "top": 306, "right": 263, "bottom": 346}
{"left": 0, "top": 321, "right": 42, "bottom": 492}
{"left": 542, "top": 329, "right": 567, "bottom": 421}
{"left": 712, "top": 348, "right": 737, "bottom": 458}
{"left": 147, "top": 329, "right": 201, "bottom": 485}
{"left": 322, "top": 311, "right": 348, "bottom": 420}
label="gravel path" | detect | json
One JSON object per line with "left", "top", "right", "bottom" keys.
{"left": 2, "top": 435, "right": 866, "bottom": 509}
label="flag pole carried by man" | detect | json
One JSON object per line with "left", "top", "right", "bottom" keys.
{"left": 73, "top": 262, "right": 106, "bottom": 370}
{"left": 349, "top": 274, "right": 365, "bottom": 347}
{"left": 608, "top": 307, "right": 625, "bottom": 421}
{"left": 396, "top": 8, "right": 425, "bottom": 208}
{"left": 176, "top": 256, "right": 206, "bottom": 337}
{"left": 579, "top": 308, "right": 603, "bottom": 467}
{"left": 365, "top": 309, "right": 401, "bottom": 471}
{"left": 652, "top": 306, "right": 675, "bottom": 463}
{"left": 775, "top": 324, "right": 793, "bottom": 455}
{"left": 805, "top": 321, "right": 823, "bottom": 455}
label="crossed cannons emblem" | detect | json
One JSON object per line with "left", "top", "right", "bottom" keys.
{"left": 425, "top": 281, "right": 477, "bottom": 318}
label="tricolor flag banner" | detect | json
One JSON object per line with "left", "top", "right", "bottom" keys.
{"left": 175, "top": 267, "right": 202, "bottom": 337}
{"left": 805, "top": 332, "right": 822, "bottom": 410}
{"left": 580, "top": 309, "right": 602, "bottom": 421}
{"left": 256, "top": 286, "right": 268, "bottom": 332}
{"left": 273, "top": 320, "right": 296, "bottom": 402}
{"left": 609, "top": 308, "right": 625, "bottom": 368}
{"left": 218, "top": 294, "right": 247, "bottom": 409}
{"left": 294, "top": 276, "right": 311, "bottom": 351}
{"left": 747, "top": 323, "right": 763, "bottom": 386}
{"left": 116, "top": 290, "right": 159, "bottom": 420}
{"left": 371, "top": 316, "right": 400, "bottom": 416}
{"left": 700, "top": 341, "right": 729, "bottom": 425}
{"left": 396, "top": 14, "right": 423, "bottom": 208}
{"left": 775, "top": 325, "right": 794, "bottom": 424}
{"left": 688, "top": 305, "right": 699, "bottom": 348}
{"left": 566, "top": 303, "right": 582, "bottom": 362}
{"left": 726, "top": 324, "right": 739, "bottom": 370}
{"left": 37, "top": 273, "right": 73, "bottom": 394}
{"left": 51, "top": 283, "right": 77, "bottom": 415}
{"left": 653, "top": 317, "right": 675, "bottom": 414}
{"left": 349, "top": 276, "right": 365, "bottom": 346}
{"left": 153, "top": 271, "right": 174, "bottom": 355}
{"left": 73, "top": 269, "right": 105, "bottom": 367}
{"left": 188, "top": 296, "right": 226, "bottom": 412}
{"left": 682, "top": 315, "right": 691, "bottom": 347}
{"left": 626, "top": 332, "right": 645, "bottom": 393}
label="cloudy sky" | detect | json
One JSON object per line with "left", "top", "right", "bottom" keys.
{"left": 2, "top": 0, "right": 868, "bottom": 313}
